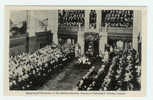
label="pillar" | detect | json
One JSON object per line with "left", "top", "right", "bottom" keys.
{"left": 48, "top": 10, "right": 58, "bottom": 44}
{"left": 78, "top": 23, "right": 84, "bottom": 56}
{"left": 85, "top": 10, "right": 90, "bottom": 32}
{"left": 96, "top": 10, "right": 102, "bottom": 32}
{"left": 133, "top": 10, "right": 141, "bottom": 51}
{"left": 99, "top": 31, "right": 108, "bottom": 55}
{"left": 99, "top": 11, "right": 108, "bottom": 55}
{"left": 27, "top": 11, "right": 36, "bottom": 37}
{"left": 26, "top": 10, "right": 38, "bottom": 53}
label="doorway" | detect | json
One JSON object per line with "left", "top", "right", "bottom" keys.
{"left": 84, "top": 32, "right": 99, "bottom": 57}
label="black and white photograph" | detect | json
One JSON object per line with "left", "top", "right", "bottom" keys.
{"left": 4, "top": 6, "right": 146, "bottom": 96}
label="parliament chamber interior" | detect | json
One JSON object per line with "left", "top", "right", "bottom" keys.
{"left": 9, "top": 9, "right": 142, "bottom": 91}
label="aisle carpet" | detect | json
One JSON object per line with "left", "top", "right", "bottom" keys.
{"left": 38, "top": 59, "right": 95, "bottom": 90}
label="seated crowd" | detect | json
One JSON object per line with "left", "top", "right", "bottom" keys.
{"left": 76, "top": 64, "right": 109, "bottom": 90}
{"left": 58, "top": 10, "right": 133, "bottom": 30}
{"left": 102, "top": 10, "right": 133, "bottom": 28}
{"left": 76, "top": 47, "right": 141, "bottom": 91}
{"left": 9, "top": 44, "right": 74, "bottom": 90}
{"left": 58, "top": 10, "right": 85, "bottom": 26}
{"left": 89, "top": 10, "right": 97, "bottom": 29}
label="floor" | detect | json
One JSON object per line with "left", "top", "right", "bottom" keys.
{"left": 38, "top": 59, "right": 97, "bottom": 91}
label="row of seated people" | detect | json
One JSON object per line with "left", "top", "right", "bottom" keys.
{"left": 58, "top": 10, "right": 96, "bottom": 28}
{"left": 76, "top": 63, "right": 109, "bottom": 91}
{"left": 58, "top": 10, "right": 133, "bottom": 28}
{"left": 9, "top": 44, "right": 74, "bottom": 90}
{"left": 76, "top": 48, "right": 141, "bottom": 91}
{"left": 58, "top": 10, "right": 85, "bottom": 26}
{"left": 102, "top": 10, "right": 133, "bottom": 27}
{"left": 100, "top": 48, "right": 140, "bottom": 91}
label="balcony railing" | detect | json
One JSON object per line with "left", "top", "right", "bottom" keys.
{"left": 58, "top": 24, "right": 133, "bottom": 34}
{"left": 104, "top": 27, "right": 133, "bottom": 34}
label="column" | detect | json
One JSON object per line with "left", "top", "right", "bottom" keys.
{"left": 27, "top": 10, "right": 38, "bottom": 53}
{"left": 48, "top": 10, "right": 58, "bottom": 44}
{"left": 133, "top": 10, "right": 141, "bottom": 51}
{"left": 99, "top": 31, "right": 108, "bottom": 55}
{"left": 96, "top": 10, "right": 102, "bottom": 32}
{"left": 85, "top": 10, "right": 90, "bottom": 32}
{"left": 78, "top": 23, "right": 84, "bottom": 56}
{"left": 99, "top": 11, "right": 108, "bottom": 55}
{"left": 27, "top": 11, "right": 36, "bottom": 37}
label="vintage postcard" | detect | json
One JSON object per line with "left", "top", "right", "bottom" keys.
{"left": 4, "top": 6, "right": 147, "bottom": 96}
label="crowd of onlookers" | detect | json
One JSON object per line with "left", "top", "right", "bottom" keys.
{"left": 58, "top": 9, "right": 97, "bottom": 29}
{"left": 58, "top": 10, "right": 85, "bottom": 26}
{"left": 76, "top": 64, "right": 108, "bottom": 90}
{"left": 76, "top": 47, "right": 141, "bottom": 91}
{"left": 9, "top": 44, "right": 74, "bottom": 90}
{"left": 102, "top": 10, "right": 133, "bottom": 28}
{"left": 58, "top": 10, "right": 133, "bottom": 28}
{"left": 89, "top": 10, "right": 97, "bottom": 29}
